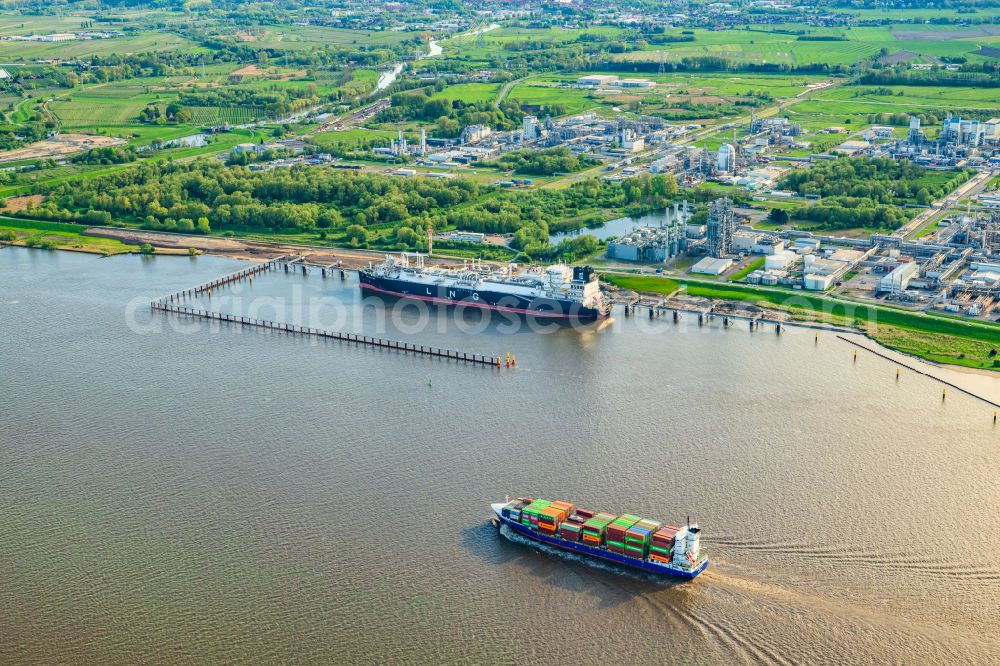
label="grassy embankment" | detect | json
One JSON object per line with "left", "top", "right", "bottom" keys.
{"left": 0, "top": 218, "right": 137, "bottom": 255}
{"left": 603, "top": 273, "right": 1000, "bottom": 371}
{"left": 728, "top": 257, "right": 765, "bottom": 282}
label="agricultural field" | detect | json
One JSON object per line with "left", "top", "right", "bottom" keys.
{"left": 49, "top": 90, "right": 158, "bottom": 127}
{"left": 0, "top": 14, "right": 91, "bottom": 36}
{"left": 506, "top": 72, "right": 828, "bottom": 120}
{"left": 442, "top": 25, "right": 627, "bottom": 61}
{"left": 0, "top": 31, "right": 201, "bottom": 60}
{"left": 219, "top": 25, "right": 410, "bottom": 51}
{"left": 786, "top": 84, "right": 1000, "bottom": 129}
{"left": 618, "top": 24, "right": 1000, "bottom": 67}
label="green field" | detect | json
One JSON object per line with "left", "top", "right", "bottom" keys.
{"left": 223, "top": 25, "right": 408, "bottom": 51}
{"left": 0, "top": 218, "right": 135, "bottom": 255}
{"left": 505, "top": 83, "right": 598, "bottom": 115}
{"left": 442, "top": 25, "right": 626, "bottom": 60}
{"left": 782, "top": 83, "right": 1000, "bottom": 132}
{"left": 505, "top": 71, "right": 827, "bottom": 119}
{"left": 429, "top": 82, "right": 501, "bottom": 105}
{"left": 618, "top": 24, "right": 1000, "bottom": 67}
{"left": 0, "top": 31, "right": 201, "bottom": 60}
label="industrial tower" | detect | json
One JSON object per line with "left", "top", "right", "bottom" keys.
{"left": 706, "top": 198, "right": 735, "bottom": 258}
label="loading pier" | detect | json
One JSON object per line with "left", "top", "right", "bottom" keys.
{"left": 151, "top": 257, "right": 504, "bottom": 368}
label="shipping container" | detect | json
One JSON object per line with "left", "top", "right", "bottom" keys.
{"left": 559, "top": 523, "right": 582, "bottom": 542}
{"left": 540, "top": 506, "right": 568, "bottom": 525}
{"left": 625, "top": 526, "right": 653, "bottom": 546}
{"left": 550, "top": 500, "right": 575, "bottom": 514}
{"left": 652, "top": 526, "right": 679, "bottom": 549}
{"left": 634, "top": 519, "right": 662, "bottom": 532}
{"left": 574, "top": 508, "right": 595, "bottom": 520}
{"left": 606, "top": 515, "right": 640, "bottom": 541}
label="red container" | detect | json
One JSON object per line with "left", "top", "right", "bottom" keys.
{"left": 575, "top": 508, "right": 595, "bottom": 520}
{"left": 559, "top": 527, "right": 581, "bottom": 542}
{"left": 652, "top": 527, "right": 679, "bottom": 548}
{"left": 606, "top": 526, "right": 630, "bottom": 541}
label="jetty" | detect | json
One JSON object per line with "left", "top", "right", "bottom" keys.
{"left": 150, "top": 256, "right": 504, "bottom": 368}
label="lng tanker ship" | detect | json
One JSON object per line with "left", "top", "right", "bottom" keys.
{"left": 491, "top": 498, "right": 707, "bottom": 580}
{"left": 359, "top": 254, "right": 611, "bottom": 321}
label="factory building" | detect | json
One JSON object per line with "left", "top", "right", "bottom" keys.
{"left": 459, "top": 124, "right": 492, "bottom": 144}
{"left": 764, "top": 250, "right": 796, "bottom": 270}
{"left": 619, "top": 127, "right": 645, "bottom": 152}
{"left": 606, "top": 201, "right": 690, "bottom": 263}
{"left": 691, "top": 256, "right": 734, "bottom": 276}
{"left": 577, "top": 74, "right": 619, "bottom": 87}
{"left": 607, "top": 228, "right": 668, "bottom": 263}
{"left": 879, "top": 262, "right": 919, "bottom": 295}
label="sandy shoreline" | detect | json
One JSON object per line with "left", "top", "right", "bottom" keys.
{"left": 84, "top": 226, "right": 480, "bottom": 269}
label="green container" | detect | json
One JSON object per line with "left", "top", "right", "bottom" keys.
{"left": 649, "top": 544, "right": 671, "bottom": 555}
{"left": 583, "top": 517, "right": 611, "bottom": 532}
{"left": 611, "top": 515, "right": 639, "bottom": 526}
{"left": 606, "top": 539, "right": 625, "bottom": 548}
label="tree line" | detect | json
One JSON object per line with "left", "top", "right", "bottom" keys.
{"left": 21, "top": 159, "right": 683, "bottom": 259}
{"left": 777, "top": 157, "right": 972, "bottom": 205}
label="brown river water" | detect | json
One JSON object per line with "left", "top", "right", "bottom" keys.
{"left": 2, "top": 247, "right": 999, "bottom": 664}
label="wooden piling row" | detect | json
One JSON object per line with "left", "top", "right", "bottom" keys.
{"left": 150, "top": 301, "right": 501, "bottom": 367}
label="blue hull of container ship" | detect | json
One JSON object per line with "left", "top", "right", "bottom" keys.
{"left": 492, "top": 507, "right": 708, "bottom": 580}
{"left": 359, "top": 273, "right": 607, "bottom": 321}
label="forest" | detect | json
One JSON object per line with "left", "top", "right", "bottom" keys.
{"left": 483, "top": 147, "right": 602, "bottom": 176}
{"left": 789, "top": 196, "right": 911, "bottom": 230}
{"left": 777, "top": 157, "right": 972, "bottom": 205}
{"left": 378, "top": 92, "right": 529, "bottom": 138}
{"left": 22, "top": 160, "right": 682, "bottom": 259}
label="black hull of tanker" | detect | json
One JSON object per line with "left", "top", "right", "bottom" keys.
{"left": 359, "top": 273, "right": 607, "bottom": 321}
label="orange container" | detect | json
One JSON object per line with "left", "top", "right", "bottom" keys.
{"left": 539, "top": 506, "right": 567, "bottom": 527}
{"left": 550, "top": 500, "right": 575, "bottom": 514}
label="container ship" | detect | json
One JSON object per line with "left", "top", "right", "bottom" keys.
{"left": 491, "top": 498, "right": 707, "bottom": 580}
{"left": 359, "top": 254, "right": 610, "bottom": 321}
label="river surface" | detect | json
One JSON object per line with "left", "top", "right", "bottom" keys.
{"left": 3, "top": 247, "right": 1000, "bottom": 664}
{"left": 550, "top": 210, "right": 678, "bottom": 244}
